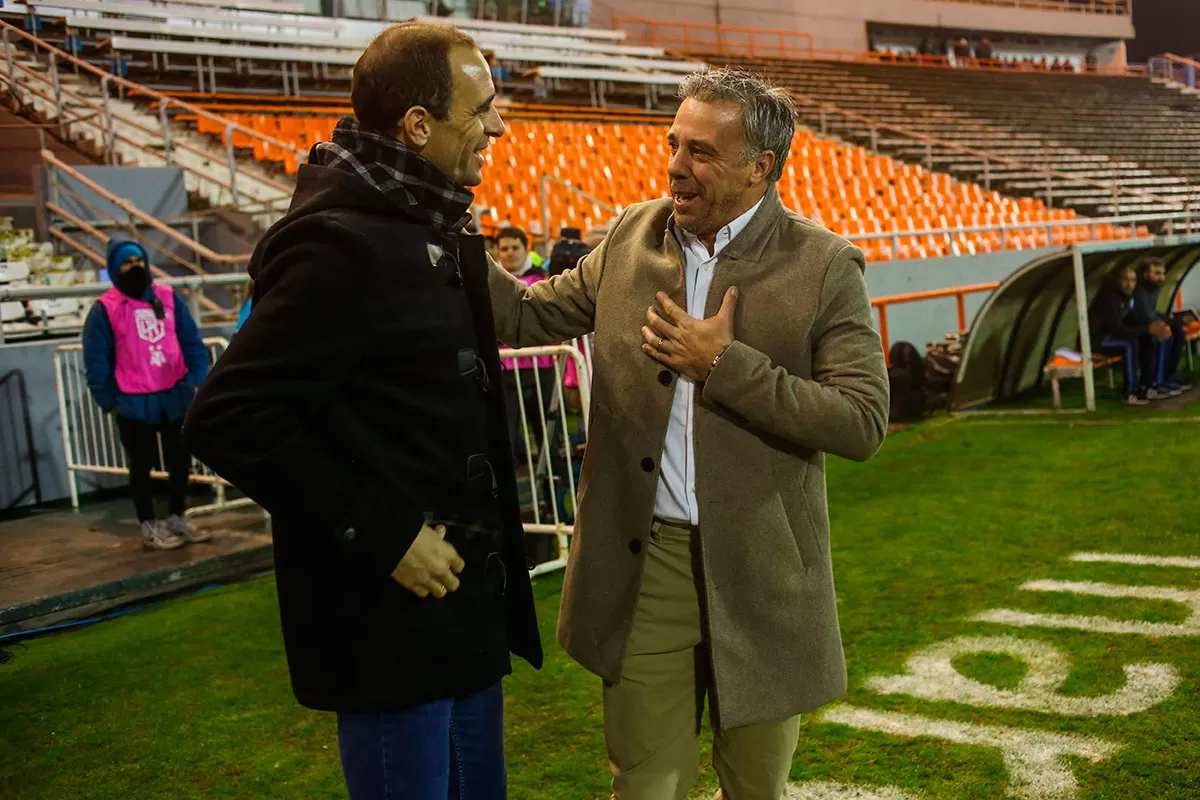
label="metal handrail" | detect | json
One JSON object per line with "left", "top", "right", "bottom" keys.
{"left": 1148, "top": 53, "right": 1200, "bottom": 88}
{"left": 0, "top": 20, "right": 300, "bottom": 209}
{"left": 914, "top": 0, "right": 1130, "bottom": 14}
{"left": 0, "top": 20, "right": 305, "bottom": 158}
{"left": 0, "top": 273, "right": 246, "bottom": 344}
{"left": 42, "top": 150, "right": 253, "bottom": 266}
{"left": 787, "top": 48, "right": 1146, "bottom": 77}
{"left": 782, "top": 90, "right": 1189, "bottom": 214}
{"left": 0, "top": 273, "right": 248, "bottom": 303}
{"left": 845, "top": 210, "right": 1195, "bottom": 260}
{"left": 613, "top": 17, "right": 814, "bottom": 59}
{"left": 871, "top": 282, "right": 1000, "bottom": 359}
{"left": 538, "top": 174, "right": 618, "bottom": 246}
{"left": 1, "top": 48, "right": 295, "bottom": 207}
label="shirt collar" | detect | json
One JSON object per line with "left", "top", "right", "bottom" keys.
{"left": 516, "top": 254, "right": 535, "bottom": 276}
{"left": 675, "top": 194, "right": 766, "bottom": 261}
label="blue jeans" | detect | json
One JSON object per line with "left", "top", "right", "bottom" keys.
{"left": 337, "top": 682, "right": 506, "bottom": 800}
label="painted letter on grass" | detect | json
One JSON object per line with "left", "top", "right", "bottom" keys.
{"left": 865, "top": 635, "right": 1179, "bottom": 716}
{"left": 973, "top": 580, "right": 1200, "bottom": 637}
{"left": 821, "top": 705, "right": 1120, "bottom": 800}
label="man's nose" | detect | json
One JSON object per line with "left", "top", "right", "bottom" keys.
{"left": 485, "top": 108, "right": 506, "bottom": 139}
{"left": 667, "top": 150, "right": 689, "bottom": 180}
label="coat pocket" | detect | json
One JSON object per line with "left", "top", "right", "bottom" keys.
{"left": 772, "top": 458, "right": 821, "bottom": 572}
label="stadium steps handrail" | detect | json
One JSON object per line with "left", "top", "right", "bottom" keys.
{"left": 1, "top": 19, "right": 305, "bottom": 209}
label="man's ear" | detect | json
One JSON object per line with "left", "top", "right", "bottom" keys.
{"left": 399, "top": 106, "right": 434, "bottom": 149}
{"left": 750, "top": 150, "right": 776, "bottom": 186}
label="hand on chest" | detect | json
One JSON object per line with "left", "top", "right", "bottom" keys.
{"left": 598, "top": 247, "right": 819, "bottom": 368}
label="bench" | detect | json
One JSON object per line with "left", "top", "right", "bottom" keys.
{"left": 1044, "top": 353, "right": 1120, "bottom": 412}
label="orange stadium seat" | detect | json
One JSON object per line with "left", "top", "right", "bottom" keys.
{"left": 219, "top": 113, "right": 1127, "bottom": 259}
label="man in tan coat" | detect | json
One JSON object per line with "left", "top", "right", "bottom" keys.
{"left": 488, "top": 69, "right": 889, "bottom": 799}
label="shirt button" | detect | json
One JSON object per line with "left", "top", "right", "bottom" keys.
{"left": 641, "top": 457, "right": 655, "bottom": 473}
{"left": 343, "top": 527, "right": 357, "bottom": 541}
{"left": 657, "top": 369, "right": 673, "bottom": 386}
{"left": 629, "top": 539, "right": 643, "bottom": 555}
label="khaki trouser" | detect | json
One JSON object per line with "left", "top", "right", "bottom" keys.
{"left": 604, "top": 520, "right": 801, "bottom": 800}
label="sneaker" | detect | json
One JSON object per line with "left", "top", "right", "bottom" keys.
{"left": 1153, "top": 383, "right": 1183, "bottom": 397}
{"left": 1123, "top": 393, "right": 1151, "bottom": 407}
{"left": 165, "top": 514, "right": 211, "bottom": 544}
{"left": 1165, "top": 379, "right": 1192, "bottom": 392}
{"left": 142, "top": 520, "right": 185, "bottom": 550}
{"left": 1141, "top": 387, "right": 1165, "bottom": 401}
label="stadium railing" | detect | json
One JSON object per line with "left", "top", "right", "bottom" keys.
{"left": 872, "top": 283, "right": 1000, "bottom": 363}
{"left": 781, "top": 87, "right": 1191, "bottom": 217}
{"left": 611, "top": 17, "right": 814, "bottom": 60}
{"left": 911, "top": 0, "right": 1130, "bottom": 15}
{"left": 0, "top": 273, "right": 248, "bottom": 344}
{"left": 496, "top": 343, "right": 592, "bottom": 576}
{"left": 846, "top": 211, "right": 1192, "bottom": 262}
{"left": 51, "top": 336, "right": 252, "bottom": 516}
{"left": 1148, "top": 53, "right": 1200, "bottom": 89}
{"left": 40, "top": 150, "right": 253, "bottom": 281}
{"left": 20, "top": 287, "right": 590, "bottom": 574}
{"left": 616, "top": 16, "right": 1144, "bottom": 76}
{"left": 0, "top": 20, "right": 305, "bottom": 213}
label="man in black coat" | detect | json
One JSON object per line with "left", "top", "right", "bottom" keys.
{"left": 183, "top": 21, "right": 541, "bottom": 799}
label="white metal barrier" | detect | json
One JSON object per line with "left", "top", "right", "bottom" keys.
{"left": 53, "top": 336, "right": 593, "bottom": 576}
{"left": 52, "top": 336, "right": 252, "bottom": 517}
{"left": 498, "top": 342, "right": 591, "bottom": 577}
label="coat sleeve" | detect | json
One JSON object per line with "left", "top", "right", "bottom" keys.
{"left": 183, "top": 218, "right": 425, "bottom": 577}
{"left": 82, "top": 301, "right": 118, "bottom": 413}
{"left": 1091, "top": 292, "right": 1147, "bottom": 340}
{"left": 173, "top": 291, "right": 211, "bottom": 386}
{"left": 701, "top": 245, "right": 889, "bottom": 462}
{"left": 488, "top": 210, "right": 627, "bottom": 347}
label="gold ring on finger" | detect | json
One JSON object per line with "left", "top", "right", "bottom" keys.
{"left": 657, "top": 338, "right": 665, "bottom": 351}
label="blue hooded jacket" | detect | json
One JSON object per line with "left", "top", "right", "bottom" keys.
{"left": 82, "top": 240, "right": 211, "bottom": 424}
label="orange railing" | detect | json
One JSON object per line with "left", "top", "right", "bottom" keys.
{"left": 1148, "top": 53, "right": 1200, "bottom": 87}
{"left": 791, "top": 49, "right": 1147, "bottom": 77}
{"left": 873, "top": 282, "right": 1000, "bottom": 360}
{"left": 615, "top": 16, "right": 1145, "bottom": 77}
{"left": 613, "top": 17, "right": 814, "bottom": 59}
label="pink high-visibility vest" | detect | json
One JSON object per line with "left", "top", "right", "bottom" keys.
{"left": 98, "top": 284, "right": 188, "bottom": 394}
{"left": 501, "top": 272, "right": 555, "bottom": 371}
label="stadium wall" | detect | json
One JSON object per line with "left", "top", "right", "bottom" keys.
{"left": 592, "top": 0, "right": 1135, "bottom": 53}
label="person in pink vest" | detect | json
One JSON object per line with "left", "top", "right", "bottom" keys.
{"left": 83, "top": 239, "right": 212, "bottom": 550}
{"left": 495, "top": 226, "right": 557, "bottom": 464}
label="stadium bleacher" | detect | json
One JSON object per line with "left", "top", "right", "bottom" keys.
{"left": 703, "top": 55, "right": 1200, "bottom": 217}
{"left": 2, "top": 0, "right": 1187, "bottom": 269}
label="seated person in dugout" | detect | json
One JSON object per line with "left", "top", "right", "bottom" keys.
{"left": 1129, "top": 257, "right": 1192, "bottom": 396}
{"left": 1088, "top": 264, "right": 1171, "bottom": 407}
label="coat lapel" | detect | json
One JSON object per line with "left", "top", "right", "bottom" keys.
{"left": 704, "top": 187, "right": 786, "bottom": 319}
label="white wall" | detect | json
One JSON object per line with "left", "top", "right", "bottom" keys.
{"left": 593, "top": 0, "right": 1135, "bottom": 53}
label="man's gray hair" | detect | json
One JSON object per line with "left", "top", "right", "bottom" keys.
{"left": 677, "top": 68, "right": 796, "bottom": 183}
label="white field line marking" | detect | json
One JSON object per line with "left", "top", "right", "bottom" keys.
{"left": 785, "top": 781, "right": 922, "bottom": 799}
{"left": 864, "top": 635, "right": 1178, "bottom": 716}
{"left": 1069, "top": 552, "right": 1200, "bottom": 569}
{"left": 973, "top": 580, "right": 1200, "bottom": 637}
{"left": 821, "top": 705, "right": 1120, "bottom": 800}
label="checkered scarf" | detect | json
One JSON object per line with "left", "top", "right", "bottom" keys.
{"left": 310, "top": 116, "right": 474, "bottom": 232}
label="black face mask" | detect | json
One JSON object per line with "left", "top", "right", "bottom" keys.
{"left": 114, "top": 265, "right": 151, "bottom": 301}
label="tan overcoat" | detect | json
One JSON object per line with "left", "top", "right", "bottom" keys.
{"left": 488, "top": 186, "right": 889, "bottom": 728}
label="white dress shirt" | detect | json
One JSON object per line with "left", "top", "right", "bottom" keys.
{"left": 654, "top": 196, "right": 765, "bottom": 525}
